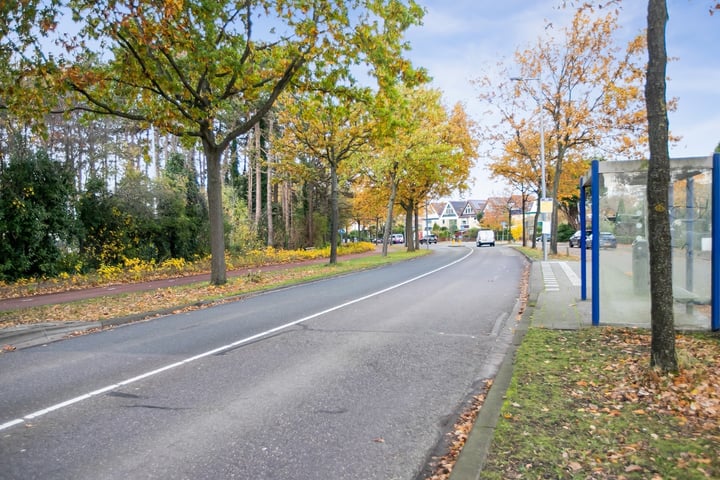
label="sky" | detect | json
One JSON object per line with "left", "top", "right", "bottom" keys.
{"left": 403, "top": 1, "right": 720, "bottom": 200}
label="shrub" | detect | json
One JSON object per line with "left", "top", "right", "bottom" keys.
{"left": 557, "top": 223, "right": 576, "bottom": 242}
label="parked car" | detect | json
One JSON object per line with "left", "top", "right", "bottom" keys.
{"left": 568, "top": 230, "right": 590, "bottom": 248}
{"left": 476, "top": 229, "right": 495, "bottom": 247}
{"left": 535, "top": 233, "right": 550, "bottom": 244}
{"left": 419, "top": 234, "right": 438, "bottom": 244}
{"left": 587, "top": 232, "right": 617, "bottom": 249}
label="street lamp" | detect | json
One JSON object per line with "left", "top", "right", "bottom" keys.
{"left": 510, "top": 75, "right": 547, "bottom": 261}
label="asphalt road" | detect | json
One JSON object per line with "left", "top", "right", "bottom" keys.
{"left": 0, "top": 243, "right": 526, "bottom": 480}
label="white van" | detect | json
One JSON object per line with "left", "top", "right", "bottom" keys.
{"left": 391, "top": 233, "right": 405, "bottom": 244}
{"left": 476, "top": 229, "right": 495, "bottom": 247}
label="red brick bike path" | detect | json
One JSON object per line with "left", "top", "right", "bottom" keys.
{"left": 0, "top": 249, "right": 382, "bottom": 312}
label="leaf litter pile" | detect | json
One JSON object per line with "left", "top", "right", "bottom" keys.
{"left": 478, "top": 327, "right": 720, "bottom": 479}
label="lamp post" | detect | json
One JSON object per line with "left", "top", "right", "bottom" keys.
{"left": 510, "top": 75, "right": 547, "bottom": 261}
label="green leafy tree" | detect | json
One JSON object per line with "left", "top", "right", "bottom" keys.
{"left": 275, "top": 92, "right": 374, "bottom": 264}
{"left": 77, "top": 175, "right": 127, "bottom": 269}
{"left": 2, "top": 0, "right": 425, "bottom": 285}
{"left": 156, "top": 153, "right": 209, "bottom": 260}
{"left": 365, "top": 87, "right": 474, "bottom": 253}
{"left": 0, "top": 143, "right": 76, "bottom": 280}
{"left": 397, "top": 98, "right": 475, "bottom": 251}
{"left": 114, "top": 167, "right": 161, "bottom": 262}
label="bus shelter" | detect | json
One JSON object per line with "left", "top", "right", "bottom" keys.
{"left": 579, "top": 153, "right": 719, "bottom": 331}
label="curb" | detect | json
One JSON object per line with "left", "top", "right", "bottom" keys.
{"left": 0, "top": 321, "right": 102, "bottom": 349}
{"left": 0, "top": 249, "right": 386, "bottom": 351}
{"left": 0, "top": 296, "right": 250, "bottom": 351}
{"left": 448, "top": 260, "right": 538, "bottom": 480}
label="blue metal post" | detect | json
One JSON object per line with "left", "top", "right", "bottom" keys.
{"left": 713, "top": 153, "right": 720, "bottom": 331}
{"left": 686, "top": 177, "right": 695, "bottom": 315}
{"left": 579, "top": 176, "right": 587, "bottom": 300}
{"left": 591, "top": 160, "right": 600, "bottom": 326}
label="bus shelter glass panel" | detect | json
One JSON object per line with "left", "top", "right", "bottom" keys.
{"left": 595, "top": 160, "right": 712, "bottom": 329}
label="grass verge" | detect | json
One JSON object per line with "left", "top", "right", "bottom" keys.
{"left": 511, "top": 244, "right": 579, "bottom": 261}
{"left": 479, "top": 327, "right": 720, "bottom": 479}
{"left": 0, "top": 249, "right": 428, "bottom": 329}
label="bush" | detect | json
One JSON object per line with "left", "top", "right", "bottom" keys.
{"left": 557, "top": 223, "right": 576, "bottom": 242}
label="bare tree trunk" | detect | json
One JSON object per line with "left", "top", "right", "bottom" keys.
{"left": 532, "top": 210, "right": 540, "bottom": 248}
{"left": 254, "top": 122, "right": 262, "bottom": 228}
{"left": 195, "top": 145, "right": 207, "bottom": 189}
{"left": 247, "top": 136, "right": 253, "bottom": 224}
{"left": 202, "top": 140, "right": 227, "bottom": 285}
{"left": 646, "top": 0, "right": 677, "bottom": 373}
{"left": 404, "top": 202, "right": 414, "bottom": 252}
{"left": 522, "top": 190, "right": 527, "bottom": 247}
{"left": 266, "top": 159, "right": 273, "bottom": 246}
{"left": 152, "top": 127, "right": 161, "bottom": 179}
{"left": 283, "top": 180, "right": 291, "bottom": 248}
{"left": 329, "top": 160, "right": 339, "bottom": 264}
{"left": 382, "top": 172, "right": 399, "bottom": 257}
{"left": 307, "top": 184, "right": 314, "bottom": 247}
{"left": 550, "top": 154, "right": 564, "bottom": 254}
{"left": 414, "top": 204, "right": 420, "bottom": 250}
{"left": 266, "top": 117, "right": 274, "bottom": 247}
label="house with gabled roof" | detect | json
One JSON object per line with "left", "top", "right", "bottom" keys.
{"left": 423, "top": 199, "right": 486, "bottom": 234}
{"left": 458, "top": 200, "right": 486, "bottom": 231}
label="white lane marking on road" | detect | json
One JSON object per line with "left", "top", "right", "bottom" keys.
{"left": 541, "top": 262, "right": 560, "bottom": 292}
{"left": 558, "top": 262, "right": 581, "bottom": 287}
{"left": 1, "top": 248, "right": 475, "bottom": 432}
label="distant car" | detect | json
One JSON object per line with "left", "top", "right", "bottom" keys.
{"left": 587, "top": 232, "right": 617, "bottom": 249}
{"left": 419, "top": 234, "right": 438, "bottom": 244}
{"left": 535, "top": 233, "right": 550, "bottom": 244}
{"left": 568, "top": 230, "right": 589, "bottom": 248}
{"left": 476, "top": 229, "right": 495, "bottom": 247}
{"left": 390, "top": 233, "right": 405, "bottom": 244}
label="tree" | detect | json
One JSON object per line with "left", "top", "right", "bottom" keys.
{"left": 351, "top": 179, "right": 388, "bottom": 240}
{"left": 76, "top": 175, "right": 127, "bottom": 269}
{"left": 156, "top": 153, "right": 209, "bottom": 260}
{"left": 645, "top": 0, "right": 677, "bottom": 372}
{"left": 275, "top": 91, "right": 374, "bottom": 264}
{"left": 364, "top": 87, "right": 474, "bottom": 254}
{"left": 0, "top": 143, "right": 76, "bottom": 281}
{"left": 479, "top": 4, "right": 649, "bottom": 254}
{"left": 397, "top": 98, "right": 476, "bottom": 251}
{"left": 488, "top": 134, "right": 540, "bottom": 246}
{"left": 114, "top": 167, "right": 161, "bottom": 261}
{"left": 3, "top": 0, "right": 425, "bottom": 285}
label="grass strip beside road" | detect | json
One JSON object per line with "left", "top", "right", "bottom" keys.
{"left": 0, "top": 250, "right": 428, "bottom": 329}
{"left": 511, "top": 244, "right": 579, "bottom": 261}
{"left": 479, "top": 327, "right": 720, "bottom": 479}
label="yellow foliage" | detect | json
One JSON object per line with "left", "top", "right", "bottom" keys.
{"left": 0, "top": 243, "right": 377, "bottom": 300}
{"left": 159, "top": 258, "right": 187, "bottom": 272}
{"left": 481, "top": 3, "right": 649, "bottom": 228}
{"left": 98, "top": 264, "right": 123, "bottom": 281}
